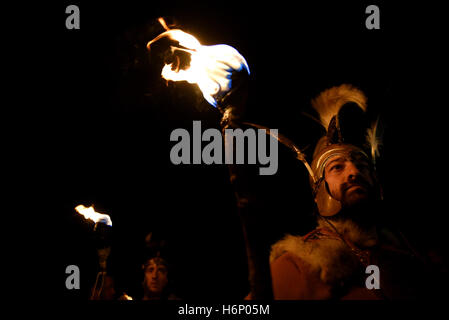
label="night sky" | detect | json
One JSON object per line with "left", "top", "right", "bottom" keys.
{"left": 20, "top": 1, "right": 448, "bottom": 303}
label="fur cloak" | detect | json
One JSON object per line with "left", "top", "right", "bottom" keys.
{"left": 269, "top": 218, "right": 425, "bottom": 299}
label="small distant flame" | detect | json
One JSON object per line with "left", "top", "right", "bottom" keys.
{"left": 147, "top": 18, "right": 250, "bottom": 108}
{"left": 75, "top": 205, "right": 112, "bottom": 227}
{"left": 121, "top": 293, "right": 133, "bottom": 300}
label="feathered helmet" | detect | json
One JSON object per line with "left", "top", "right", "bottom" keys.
{"left": 306, "top": 84, "right": 383, "bottom": 216}
{"left": 243, "top": 84, "right": 382, "bottom": 217}
{"left": 207, "top": 82, "right": 382, "bottom": 217}
{"left": 244, "top": 84, "right": 382, "bottom": 217}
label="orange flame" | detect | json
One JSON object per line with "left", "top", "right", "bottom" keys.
{"left": 147, "top": 18, "right": 250, "bottom": 107}
{"left": 75, "top": 205, "right": 112, "bottom": 226}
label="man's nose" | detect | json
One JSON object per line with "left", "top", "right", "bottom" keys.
{"left": 346, "top": 161, "right": 361, "bottom": 180}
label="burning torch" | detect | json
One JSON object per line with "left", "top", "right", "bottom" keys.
{"left": 75, "top": 204, "right": 113, "bottom": 300}
{"left": 147, "top": 18, "right": 316, "bottom": 299}
{"left": 147, "top": 18, "right": 271, "bottom": 299}
{"left": 147, "top": 17, "right": 315, "bottom": 299}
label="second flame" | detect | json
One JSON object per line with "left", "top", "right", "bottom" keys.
{"left": 75, "top": 204, "right": 112, "bottom": 227}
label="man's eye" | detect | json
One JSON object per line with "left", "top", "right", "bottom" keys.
{"left": 330, "top": 164, "right": 343, "bottom": 172}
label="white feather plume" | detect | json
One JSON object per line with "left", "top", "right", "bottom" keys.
{"left": 311, "top": 84, "right": 367, "bottom": 131}
{"left": 366, "top": 116, "right": 383, "bottom": 164}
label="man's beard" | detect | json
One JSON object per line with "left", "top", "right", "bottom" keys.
{"left": 338, "top": 179, "right": 379, "bottom": 227}
{"left": 340, "top": 176, "right": 373, "bottom": 208}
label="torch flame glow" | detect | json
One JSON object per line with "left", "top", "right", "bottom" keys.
{"left": 147, "top": 18, "right": 250, "bottom": 107}
{"left": 75, "top": 205, "right": 112, "bottom": 227}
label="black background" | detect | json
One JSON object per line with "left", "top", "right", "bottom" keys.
{"left": 13, "top": 0, "right": 448, "bottom": 308}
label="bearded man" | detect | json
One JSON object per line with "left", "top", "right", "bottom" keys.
{"left": 269, "top": 84, "right": 436, "bottom": 300}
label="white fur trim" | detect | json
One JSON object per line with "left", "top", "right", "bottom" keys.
{"left": 270, "top": 219, "right": 378, "bottom": 285}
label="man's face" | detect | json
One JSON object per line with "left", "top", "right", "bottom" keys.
{"left": 324, "top": 152, "right": 374, "bottom": 208}
{"left": 143, "top": 259, "right": 169, "bottom": 295}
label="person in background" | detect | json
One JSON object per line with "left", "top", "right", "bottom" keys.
{"left": 119, "top": 232, "right": 180, "bottom": 300}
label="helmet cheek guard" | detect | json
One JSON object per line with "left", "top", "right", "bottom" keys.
{"left": 314, "top": 179, "right": 341, "bottom": 217}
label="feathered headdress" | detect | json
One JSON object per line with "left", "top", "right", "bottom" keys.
{"left": 245, "top": 85, "right": 383, "bottom": 183}
{"left": 365, "top": 116, "right": 383, "bottom": 167}
{"left": 311, "top": 84, "right": 367, "bottom": 131}
{"left": 306, "top": 84, "right": 384, "bottom": 216}
{"left": 309, "top": 84, "right": 382, "bottom": 165}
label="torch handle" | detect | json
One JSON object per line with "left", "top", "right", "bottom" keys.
{"left": 90, "top": 271, "right": 106, "bottom": 300}
{"left": 220, "top": 110, "right": 273, "bottom": 300}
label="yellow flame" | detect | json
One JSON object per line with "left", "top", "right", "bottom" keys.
{"left": 75, "top": 205, "right": 112, "bottom": 226}
{"left": 158, "top": 17, "right": 170, "bottom": 31}
{"left": 147, "top": 18, "right": 250, "bottom": 107}
{"left": 121, "top": 293, "right": 133, "bottom": 300}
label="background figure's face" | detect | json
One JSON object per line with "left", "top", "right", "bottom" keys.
{"left": 324, "top": 153, "right": 374, "bottom": 208}
{"left": 143, "top": 259, "right": 169, "bottom": 296}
